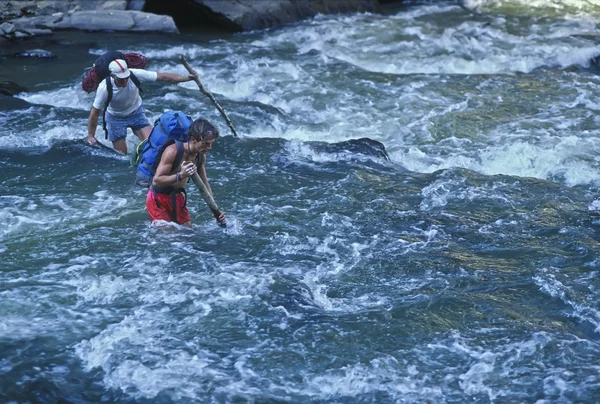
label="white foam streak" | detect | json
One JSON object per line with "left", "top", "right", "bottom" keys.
{"left": 306, "top": 356, "right": 444, "bottom": 400}
{"left": 394, "top": 132, "right": 600, "bottom": 186}
{"left": 17, "top": 86, "right": 93, "bottom": 110}
{"left": 264, "top": 5, "right": 600, "bottom": 75}
{"left": 0, "top": 192, "right": 133, "bottom": 241}
{"left": 465, "top": 0, "right": 600, "bottom": 16}
{"left": 534, "top": 267, "right": 600, "bottom": 333}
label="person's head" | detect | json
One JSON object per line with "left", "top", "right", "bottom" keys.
{"left": 188, "top": 119, "right": 219, "bottom": 152}
{"left": 108, "top": 59, "right": 130, "bottom": 87}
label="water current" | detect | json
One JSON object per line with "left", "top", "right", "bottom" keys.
{"left": 2, "top": 0, "right": 600, "bottom": 402}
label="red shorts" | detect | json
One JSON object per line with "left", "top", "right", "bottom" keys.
{"left": 146, "top": 189, "right": 191, "bottom": 224}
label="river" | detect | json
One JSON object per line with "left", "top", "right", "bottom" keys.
{"left": 2, "top": 0, "right": 600, "bottom": 402}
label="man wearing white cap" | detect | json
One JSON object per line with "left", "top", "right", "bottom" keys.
{"left": 86, "top": 58, "right": 197, "bottom": 154}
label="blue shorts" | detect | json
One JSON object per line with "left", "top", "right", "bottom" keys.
{"left": 105, "top": 106, "right": 151, "bottom": 142}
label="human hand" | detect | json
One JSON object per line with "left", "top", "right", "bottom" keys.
{"left": 188, "top": 69, "right": 198, "bottom": 81}
{"left": 213, "top": 210, "right": 227, "bottom": 227}
{"left": 86, "top": 135, "right": 97, "bottom": 145}
{"left": 180, "top": 161, "right": 197, "bottom": 178}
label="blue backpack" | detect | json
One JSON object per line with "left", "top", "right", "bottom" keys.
{"left": 135, "top": 111, "right": 193, "bottom": 187}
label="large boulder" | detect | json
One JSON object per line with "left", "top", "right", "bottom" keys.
{"left": 192, "top": 0, "right": 379, "bottom": 31}
{"left": 0, "top": 0, "right": 130, "bottom": 19}
{"left": 10, "top": 10, "right": 179, "bottom": 33}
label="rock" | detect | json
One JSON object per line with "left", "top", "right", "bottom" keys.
{"left": 0, "top": 81, "right": 28, "bottom": 96}
{"left": 25, "top": 28, "right": 53, "bottom": 36}
{"left": 130, "top": 11, "right": 180, "bottom": 33}
{"left": 0, "top": 93, "right": 31, "bottom": 110}
{"left": 35, "top": 0, "right": 125, "bottom": 15}
{"left": 10, "top": 15, "right": 65, "bottom": 30}
{"left": 13, "top": 49, "right": 56, "bottom": 58}
{"left": 60, "top": 10, "right": 136, "bottom": 31}
{"left": 20, "top": 3, "right": 39, "bottom": 17}
{"left": 10, "top": 10, "right": 179, "bottom": 34}
{"left": 0, "top": 22, "right": 15, "bottom": 34}
{"left": 127, "top": 0, "right": 145, "bottom": 11}
{"left": 0, "top": 1, "right": 23, "bottom": 20}
{"left": 193, "top": 0, "right": 379, "bottom": 31}
{"left": 333, "top": 137, "right": 391, "bottom": 161}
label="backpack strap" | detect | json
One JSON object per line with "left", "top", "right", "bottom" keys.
{"left": 130, "top": 71, "right": 143, "bottom": 94}
{"left": 102, "top": 76, "right": 113, "bottom": 140}
{"left": 101, "top": 73, "right": 143, "bottom": 140}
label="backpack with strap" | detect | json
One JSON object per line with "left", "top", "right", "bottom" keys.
{"left": 135, "top": 111, "right": 194, "bottom": 189}
{"left": 82, "top": 51, "right": 147, "bottom": 93}
{"left": 82, "top": 51, "right": 147, "bottom": 139}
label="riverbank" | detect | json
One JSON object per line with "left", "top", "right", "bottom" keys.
{"left": 0, "top": 0, "right": 392, "bottom": 42}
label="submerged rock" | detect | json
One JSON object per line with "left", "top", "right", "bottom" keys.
{"left": 334, "top": 137, "right": 391, "bottom": 161}
{"left": 316, "top": 137, "right": 391, "bottom": 161}
{"left": 0, "top": 93, "right": 31, "bottom": 110}
{"left": 12, "top": 49, "right": 56, "bottom": 58}
{"left": 0, "top": 81, "right": 28, "bottom": 96}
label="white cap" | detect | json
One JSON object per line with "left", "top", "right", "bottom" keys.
{"left": 108, "top": 59, "right": 130, "bottom": 78}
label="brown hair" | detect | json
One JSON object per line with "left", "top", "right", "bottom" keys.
{"left": 188, "top": 119, "right": 219, "bottom": 141}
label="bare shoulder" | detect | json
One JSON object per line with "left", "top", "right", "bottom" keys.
{"left": 160, "top": 143, "right": 179, "bottom": 162}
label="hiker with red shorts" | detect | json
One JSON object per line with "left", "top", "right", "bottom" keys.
{"left": 147, "top": 118, "right": 226, "bottom": 227}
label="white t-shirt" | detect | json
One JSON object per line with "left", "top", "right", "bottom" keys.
{"left": 92, "top": 68, "right": 158, "bottom": 117}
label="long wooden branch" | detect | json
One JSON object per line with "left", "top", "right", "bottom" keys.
{"left": 191, "top": 172, "right": 227, "bottom": 228}
{"left": 180, "top": 55, "right": 240, "bottom": 137}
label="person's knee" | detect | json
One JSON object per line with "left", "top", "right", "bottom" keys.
{"left": 113, "top": 139, "right": 127, "bottom": 154}
{"left": 136, "top": 125, "right": 152, "bottom": 140}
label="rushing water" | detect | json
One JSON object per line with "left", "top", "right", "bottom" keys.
{"left": 3, "top": 0, "right": 600, "bottom": 402}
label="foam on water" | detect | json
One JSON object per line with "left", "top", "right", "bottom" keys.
{"left": 72, "top": 260, "right": 276, "bottom": 399}
{"left": 5, "top": 4, "right": 599, "bottom": 188}
{"left": 17, "top": 86, "right": 93, "bottom": 111}
{"left": 249, "top": 4, "right": 600, "bottom": 75}
{"left": 4, "top": 6, "right": 600, "bottom": 401}
{"left": 534, "top": 267, "right": 600, "bottom": 333}
{"left": 465, "top": 0, "right": 600, "bottom": 17}
{"left": 0, "top": 190, "right": 137, "bottom": 243}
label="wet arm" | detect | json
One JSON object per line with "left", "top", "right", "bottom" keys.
{"left": 152, "top": 146, "right": 188, "bottom": 187}
{"left": 156, "top": 72, "right": 195, "bottom": 83}
{"left": 87, "top": 107, "right": 101, "bottom": 143}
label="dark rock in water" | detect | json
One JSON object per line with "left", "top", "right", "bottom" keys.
{"left": 189, "top": 0, "right": 378, "bottom": 31}
{"left": 0, "top": 81, "right": 28, "bottom": 96}
{"left": 13, "top": 48, "right": 56, "bottom": 58}
{"left": 591, "top": 55, "right": 600, "bottom": 69}
{"left": 330, "top": 137, "right": 391, "bottom": 161}
{"left": 0, "top": 93, "right": 31, "bottom": 110}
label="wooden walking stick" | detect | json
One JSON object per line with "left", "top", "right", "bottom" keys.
{"left": 191, "top": 172, "right": 227, "bottom": 228}
{"left": 179, "top": 55, "right": 240, "bottom": 137}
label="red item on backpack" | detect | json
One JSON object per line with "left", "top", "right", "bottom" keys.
{"left": 82, "top": 52, "right": 148, "bottom": 93}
